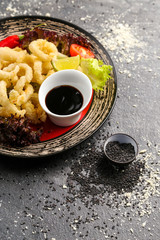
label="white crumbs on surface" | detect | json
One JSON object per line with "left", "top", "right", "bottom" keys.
{"left": 6, "top": 2, "right": 18, "bottom": 15}
{"left": 104, "top": 23, "right": 144, "bottom": 51}
{"left": 45, "top": 13, "right": 51, "bottom": 17}
{"left": 80, "top": 15, "right": 92, "bottom": 22}
{"left": 96, "top": 20, "right": 145, "bottom": 65}
{"left": 62, "top": 184, "right": 67, "bottom": 189}
{"left": 120, "top": 152, "right": 160, "bottom": 218}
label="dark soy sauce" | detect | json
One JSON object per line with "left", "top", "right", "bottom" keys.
{"left": 45, "top": 85, "right": 83, "bottom": 115}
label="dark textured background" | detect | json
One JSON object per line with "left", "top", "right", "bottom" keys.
{"left": 0, "top": 0, "right": 160, "bottom": 239}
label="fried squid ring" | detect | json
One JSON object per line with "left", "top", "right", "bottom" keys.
{"left": 2, "top": 63, "right": 20, "bottom": 85}
{"left": 14, "top": 63, "right": 33, "bottom": 93}
{"left": 0, "top": 80, "right": 26, "bottom": 117}
{"left": 23, "top": 94, "right": 46, "bottom": 124}
{"left": 0, "top": 47, "right": 26, "bottom": 63}
{"left": 29, "top": 39, "right": 58, "bottom": 62}
{"left": 9, "top": 83, "right": 34, "bottom": 106}
{"left": 33, "top": 60, "right": 45, "bottom": 85}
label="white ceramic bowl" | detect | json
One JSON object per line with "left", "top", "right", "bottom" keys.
{"left": 38, "top": 69, "right": 92, "bottom": 127}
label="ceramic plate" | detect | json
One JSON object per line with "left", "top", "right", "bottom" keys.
{"left": 0, "top": 16, "right": 117, "bottom": 158}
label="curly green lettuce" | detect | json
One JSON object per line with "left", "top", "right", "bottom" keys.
{"left": 80, "top": 58, "right": 112, "bottom": 91}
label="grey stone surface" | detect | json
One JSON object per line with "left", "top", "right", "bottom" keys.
{"left": 0, "top": 0, "right": 160, "bottom": 239}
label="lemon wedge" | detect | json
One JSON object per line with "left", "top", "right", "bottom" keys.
{"left": 52, "top": 55, "right": 80, "bottom": 71}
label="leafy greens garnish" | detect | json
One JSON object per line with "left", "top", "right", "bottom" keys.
{"left": 80, "top": 58, "right": 112, "bottom": 91}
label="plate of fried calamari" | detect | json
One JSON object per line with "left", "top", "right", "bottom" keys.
{"left": 0, "top": 16, "right": 117, "bottom": 158}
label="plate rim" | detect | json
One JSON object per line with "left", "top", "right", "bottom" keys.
{"left": 0, "top": 15, "right": 117, "bottom": 158}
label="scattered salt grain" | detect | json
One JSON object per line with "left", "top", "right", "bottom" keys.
{"left": 142, "top": 221, "right": 147, "bottom": 227}
{"left": 45, "top": 13, "right": 51, "bottom": 17}
{"left": 139, "top": 149, "right": 147, "bottom": 154}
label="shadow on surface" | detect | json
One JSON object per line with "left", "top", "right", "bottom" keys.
{"left": 0, "top": 149, "right": 72, "bottom": 173}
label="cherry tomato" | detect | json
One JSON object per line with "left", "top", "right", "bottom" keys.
{"left": 70, "top": 44, "right": 94, "bottom": 58}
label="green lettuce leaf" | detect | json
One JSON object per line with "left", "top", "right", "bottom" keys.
{"left": 80, "top": 58, "right": 112, "bottom": 91}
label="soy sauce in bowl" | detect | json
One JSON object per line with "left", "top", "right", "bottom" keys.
{"left": 39, "top": 69, "right": 92, "bottom": 126}
{"left": 45, "top": 85, "right": 83, "bottom": 115}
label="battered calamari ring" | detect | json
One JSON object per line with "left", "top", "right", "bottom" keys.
{"left": 42, "top": 61, "right": 53, "bottom": 74}
{"left": 14, "top": 63, "right": 33, "bottom": 93}
{"left": 2, "top": 63, "right": 20, "bottom": 85}
{"left": 23, "top": 97, "right": 47, "bottom": 124}
{"left": 29, "top": 39, "right": 58, "bottom": 62}
{"left": 0, "top": 80, "right": 26, "bottom": 117}
{"left": 33, "top": 60, "right": 45, "bottom": 85}
{"left": 30, "top": 93, "right": 47, "bottom": 123}
{"left": 0, "top": 47, "right": 26, "bottom": 63}
{"left": 9, "top": 83, "right": 34, "bottom": 106}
